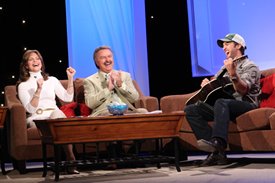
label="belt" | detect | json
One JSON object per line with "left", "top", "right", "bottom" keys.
{"left": 36, "top": 108, "right": 55, "bottom": 115}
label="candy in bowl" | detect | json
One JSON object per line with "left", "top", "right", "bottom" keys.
{"left": 107, "top": 103, "right": 128, "bottom": 115}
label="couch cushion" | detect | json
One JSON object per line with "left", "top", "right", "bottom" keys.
{"left": 260, "top": 68, "right": 275, "bottom": 77}
{"left": 260, "top": 73, "right": 275, "bottom": 108}
{"left": 60, "top": 102, "right": 91, "bottom": 117}
{"left": 27, "top": 127, "right": 41, "bottom": 140}
{"left": 60, "top": 102, "right": 78, "bottom": 117}
{"left": 269, "top": 112, "right": 275, "bottom": 129}
{"left": 59, "top": 78, "right": 92, "bottom": 117}
{"left": 229, "top": 108, "right": 275, "bottom": 132}
{"left": 74, "top": 78, "right": 85, "bottom": 103}
{"left": 56, "top": 80, "right": 71, "bottom": 106}
{"left": 78, "top": 103, "right": 91, "bottom": 116}
{"left": 180, "top": 108, "right": 275, "bottom": 133}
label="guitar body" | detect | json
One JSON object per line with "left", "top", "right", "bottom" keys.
{"left": 186, "top": 77, "right": 235, "bottom": 106}
{"left": 186, "top": 55, "right": 254, "bottom": 106}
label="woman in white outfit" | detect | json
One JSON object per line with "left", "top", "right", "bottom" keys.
{"left": 17, "top": 49, "right": 79, "bottom": 174}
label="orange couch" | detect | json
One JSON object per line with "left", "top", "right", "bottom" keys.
{"left": 160, "top": 68, "right": 275, "bottom": 152}
{"left": 4, "top": 78, "right": 159, "bottom": 173}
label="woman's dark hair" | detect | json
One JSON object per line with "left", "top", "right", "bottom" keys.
{"left": 18, "top": 49, "right": 49, "bottom": 83}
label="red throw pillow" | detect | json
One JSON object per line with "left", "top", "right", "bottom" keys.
{"left": 78, "top": 103, "right": 91, "bottom": 116}
{"left": 60, "top": 102, "right": 78, "bottom": 117}
{"left": 260, "top": 73, "right": 275, "bottom": 108}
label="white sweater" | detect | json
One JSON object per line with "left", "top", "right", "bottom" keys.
{"left": 18, "top": 72, "right": 73, "bottom": 125}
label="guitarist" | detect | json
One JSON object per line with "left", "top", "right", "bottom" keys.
{"left": 184, "top": 33, "right": 261, "bottom": 166}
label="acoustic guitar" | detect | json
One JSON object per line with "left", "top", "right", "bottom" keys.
{"left": 185, "top": 55, "right": 253, "bottom": 106}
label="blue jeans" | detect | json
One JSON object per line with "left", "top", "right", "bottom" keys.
{"left": 184, "top": 98, "right": 257, "bottom": 143}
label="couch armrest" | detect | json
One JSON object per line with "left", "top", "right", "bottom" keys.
{"left": 9, "top": 103, "right": 28, "bottom": 145}
{"left": 4, "top": 86, "right": 28, "bottom": 154}
{"left": 269, "top": 112, "right": 275, "bottom": 129}
{"left": 160, "top": 92, "right": 196, "bottom": 113}
{"left": 134, "top": 96, "right": 159, "bottom": 112}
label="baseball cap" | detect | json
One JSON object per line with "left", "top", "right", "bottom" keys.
{"left": 217, "top": 33, "right": 246, "bottom": 49}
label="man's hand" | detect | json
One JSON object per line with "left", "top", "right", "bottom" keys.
{"left": 108, "top": 76, "right": 115, "bottom": 90}
{"left": 224, "top": 58, "right": 237, "bottom": 77}
{"left": 110, "top": 71, "right": 123, "bottom": 88}
{"left": 201, "top": 78, "right": 210, "bottom": 88}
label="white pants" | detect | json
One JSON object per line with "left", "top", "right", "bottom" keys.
{"left": 27, "top": 108, "right": 66, "bottom": 128}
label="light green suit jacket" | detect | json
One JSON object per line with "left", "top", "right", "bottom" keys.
{"left": 83, "top": 70, "right": 141, "bottom": 116}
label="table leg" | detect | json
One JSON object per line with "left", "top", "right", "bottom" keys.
{"left": 82, "top": 143, "right": 86, "bottom": 161}
{"left": 54, "top": 144, "right": 61, "bottom": 181}
{"left": 173, "top": 138, "right": 181, "bottom": 172}
{"left": 156, "top": 138, "right": 161, "bottom": 169}
{"left": 133, "top": 140, "right": 139, "bottom": 155}
{"left": 0, "top": 128, "right": 6, "bottom": 175}
{"left": 96, "top": 142, "right": 100, "bottom": 161}
{"left": 42, "top": 142, "right": 47, "bottom": 177}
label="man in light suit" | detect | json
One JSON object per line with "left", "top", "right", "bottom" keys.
{"left": 83, "top": 46, "right": 148, "bottom": 164}
{"left": 83, "top": 45, "right": 148, "bottom": 117}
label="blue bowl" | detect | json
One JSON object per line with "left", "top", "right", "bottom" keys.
{"left": 107, "top": 104, "right": 128, "bottom": 115}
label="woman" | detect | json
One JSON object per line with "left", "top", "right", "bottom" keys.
{"left": 17, "top": 49, "right": 79, "bottom": 174}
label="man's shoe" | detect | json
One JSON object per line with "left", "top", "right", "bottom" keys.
{"left": 199, "top": 152, "right": 227, "bottom": 167}
{"left": 197, "top": 138, "right": 225, "bottom": 153}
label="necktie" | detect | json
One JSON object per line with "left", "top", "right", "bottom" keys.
{"left": 105, "top": 74, "right": 110, "bottom": 81}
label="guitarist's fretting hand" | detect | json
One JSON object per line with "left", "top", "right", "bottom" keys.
{"left": 224, "top": 56, "right": 248, "bottom": 95}
{"left": 200, "top": 78, "right": 210, "bottom": 88}
{"left": 224, "top": 57, "right": 237, "bottom": 77}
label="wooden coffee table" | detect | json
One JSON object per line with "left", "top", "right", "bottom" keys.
{"left": 34, "top": 111, "right": 185, "bottom": 181}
